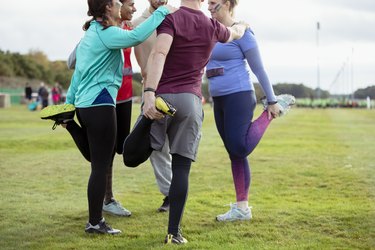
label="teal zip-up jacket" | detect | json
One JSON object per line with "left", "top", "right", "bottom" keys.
{"left": 66, "top": 6, "right": 169, "bottom": 108}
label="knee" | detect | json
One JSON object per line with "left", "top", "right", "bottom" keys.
{"left": 227, "top": 142, "right": 248, "bottom": 158}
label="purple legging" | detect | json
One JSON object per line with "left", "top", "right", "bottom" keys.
{"left": 213, "top": 91, "right": 272, "bottom": 201}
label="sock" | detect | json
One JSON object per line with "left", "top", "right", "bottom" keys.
{"left": 237, "top": 201, "right": 249, "bottom": 211}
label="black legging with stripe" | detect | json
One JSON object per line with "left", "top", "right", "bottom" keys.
{"left": 67, "top": 106, "right": 116, "bottom": 225}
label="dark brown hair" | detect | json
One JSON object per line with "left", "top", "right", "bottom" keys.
{"left": 83, "top": 0, "right": 114, "bottom": 31}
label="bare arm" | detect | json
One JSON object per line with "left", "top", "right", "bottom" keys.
{"left": 134, "top": 34, "right": 156, "bottom": 82}
{"left": 226, "top": 22, "right": 248, "bottom": 43}
{"left": 143, "top": 33, "right": 173, "bottom": 120}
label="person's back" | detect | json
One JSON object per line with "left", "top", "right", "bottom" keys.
{"left": 141, "top": 0, "right": 235, "bottom": 244}
{"left": 72, "top": 22, "right": 123, "bottom": 107}
{"left": 156, "top": 6, "right": 229, "bottom": 97}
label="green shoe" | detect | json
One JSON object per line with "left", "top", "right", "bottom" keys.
{"left": 40, "top": 104, "right": 75, "bottom": 129}
{"left": 155, "top": 96, "right": 176, "bottom": 116}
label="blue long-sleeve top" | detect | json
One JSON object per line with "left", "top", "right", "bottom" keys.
{"left": 207, "top": 29, "right": 277, "bottom": 103}
{"left": 66, "top": 6, "right": 169, "bottom": 108}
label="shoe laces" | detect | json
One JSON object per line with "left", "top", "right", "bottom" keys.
{"left": 52, "top": 122, "right": 59, "bottom": 130}
{"left": 223, "top": 203, "right": 252, "bottom": 214}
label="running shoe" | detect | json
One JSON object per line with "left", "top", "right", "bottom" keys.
{"left": 40, "top": 104, "right": 75, "bottom": 129}
{"left": 261, "top": 94, "right": 296, "bottom": 116}
{"left": 155, "top": 96, "right": 176, "bottom": 116}
{"left": 157, "top": 196, "right": 170, "bottom": 212}
{"left": 103, "top": 200, "right": 131, "bottom": 217}
{"left": 216, "top": 203, "right": 252, "bottom": 222}
{"left": 85, "top": 218, "right": 121, "bottom": 235}
{"left": 164, "top": 232, "right": 188, "bottom": 244}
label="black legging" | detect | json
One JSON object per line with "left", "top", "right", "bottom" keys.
{"left": 68, "top": 106, "right": 116, "bottom": 225}
{"left": 104, "top": 101, "right": 132, "bottom": 202}
{"left": 66, "top": 101, "right": 132, "bottom": 162}
{"left": 168, "top": 154, "right": 191, "bottom": 236}
{"left": 122, "top": 115, "right": 153, "bottom": 167}
{"left": 115, "top": 101, "right": 132, "bottom": 154}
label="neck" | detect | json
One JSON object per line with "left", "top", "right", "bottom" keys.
{"left": 148, "top": 5, "right": 156, "bottom": 14}
{"left": 219, "top": 14, "right": 235, "bottom": 27}
{"left": 181, "top": 0, "right": 201, "bottom": 10}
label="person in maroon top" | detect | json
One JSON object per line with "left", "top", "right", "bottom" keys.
{"left": 142, "top": 0, "right": 248, "bottom": 244}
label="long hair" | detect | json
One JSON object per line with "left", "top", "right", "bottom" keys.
{"left": 83, "top": 0, "right": 114, "bottom": 31}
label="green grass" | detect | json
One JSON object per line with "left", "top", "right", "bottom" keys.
{"left": 0, "top": 105, "right": 374, "bottom": 249}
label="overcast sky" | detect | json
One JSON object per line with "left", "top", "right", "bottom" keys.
{"left": 1, "top": 0, "right": 374, "bottom": 93}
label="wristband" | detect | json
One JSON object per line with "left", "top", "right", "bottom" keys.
{"left": 144, "top": 87, "right": 156, "bottom": 93}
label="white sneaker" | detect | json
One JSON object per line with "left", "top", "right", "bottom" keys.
{"left": 103, "top": 200, "right": 131, "bottom": 217}
{"left": 216, "top": 203, "right": 252, "bottom": 222}
{"left": 261, "top": 94, "right": 296, "bottom": 116}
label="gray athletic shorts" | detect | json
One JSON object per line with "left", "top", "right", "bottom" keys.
{"left": 150, "top": 93, "right": 203, "bottom": 161}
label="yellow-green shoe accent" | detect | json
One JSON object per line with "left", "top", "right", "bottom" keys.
{"left": 155, "top": 96, "right": 176, "bottom": 116}
{"left": 40, "top": 104, "right": 76, "bottom": 130}
{"left": 164, "top": 233, "right": 188, "bottom": 244}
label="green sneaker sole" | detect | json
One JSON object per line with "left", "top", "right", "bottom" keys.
{"left": 40, "top": 104, "right": 76, "bottom": 120}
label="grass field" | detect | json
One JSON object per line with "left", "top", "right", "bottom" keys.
{"left": 0, "top": 104, "right": 374, "bottom": 249}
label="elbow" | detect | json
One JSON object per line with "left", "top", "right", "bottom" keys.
{"left": 150, "top": 50, "right": 167, "bottom": 61}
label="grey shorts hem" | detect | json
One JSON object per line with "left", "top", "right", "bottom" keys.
{"left": 150, "top": 93, "right": 203, "bottom": 161}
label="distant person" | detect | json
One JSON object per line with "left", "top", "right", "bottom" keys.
{"left": 141, "top": 0, "right": 248, "bottom": 244}
{"left": 51, "top": 83, "right": 62, "bottom": 105}
{"left": 24, "top": 82, "right": 33, "bottom": 102}
{"left": 37, "top": 82, "right": 49, "bottom": 108}
{"left": 206, "top": 0, "right": 295, "bottom": 221}
{"left": 40, "top": 0, "right": 175, "bottom": 235}
{"left": 132, "top": 0, "right": 173, "bottom": 213}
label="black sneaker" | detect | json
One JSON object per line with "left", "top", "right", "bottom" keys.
{"left": 164, "top": 233, "right": 188, "bottom": 244}
{"left": 157, "top": 196, "right": 170, "bottom": 212}
{"left": 85, "top": 218, "right": 121, "bottom": 235}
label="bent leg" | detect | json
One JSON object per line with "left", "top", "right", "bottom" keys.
{"left": 116, "top": 101, "right": 132, "bottom": 155}
{"left": 245, "top": 111, "right": 272, "bottom": 155}
{"left": 122, "top": 115, "right": 153, "bottom": 167}
{"left": 104, "top": 101, "right": 131, "bottom": 202}
{"left": 214, "top": 91, "right": 272, "bottom": 158}
{"left": 66, "top": 120, "right": 91, "bottom": 162}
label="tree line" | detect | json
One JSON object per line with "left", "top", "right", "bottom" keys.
{"left": 0, "top": 50, "right": 73, "bottom": 89}
{"left": 1, "top": 49, "right": 374, "bottom": 99}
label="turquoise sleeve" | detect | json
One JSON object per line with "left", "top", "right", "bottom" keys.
{"left": 65, "top": 73, "right": 78, "bottom": 104}
{"left": 100, "top": 6, "right": 170, "bottom": 49}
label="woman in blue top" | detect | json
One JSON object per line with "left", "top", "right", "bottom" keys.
{"left": 207, "top": 0, "right": 295, "bottom": 222}
{"left": 64, "top": 0, "right": 173, "bottom": 234}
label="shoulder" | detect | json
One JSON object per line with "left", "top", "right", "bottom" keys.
{"left": 132, "top": 9, "right": 149, "bottom": 27}
{"left": 236, "top": 29, "right": 256, "bottom": 43}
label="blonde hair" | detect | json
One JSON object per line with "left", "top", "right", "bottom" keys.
{"left": 223, "top": 0, "right": 238, "bottom": 17}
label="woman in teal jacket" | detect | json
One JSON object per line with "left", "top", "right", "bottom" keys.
{"left": 64, "top": 0, "right": 173, "bottom": 234}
